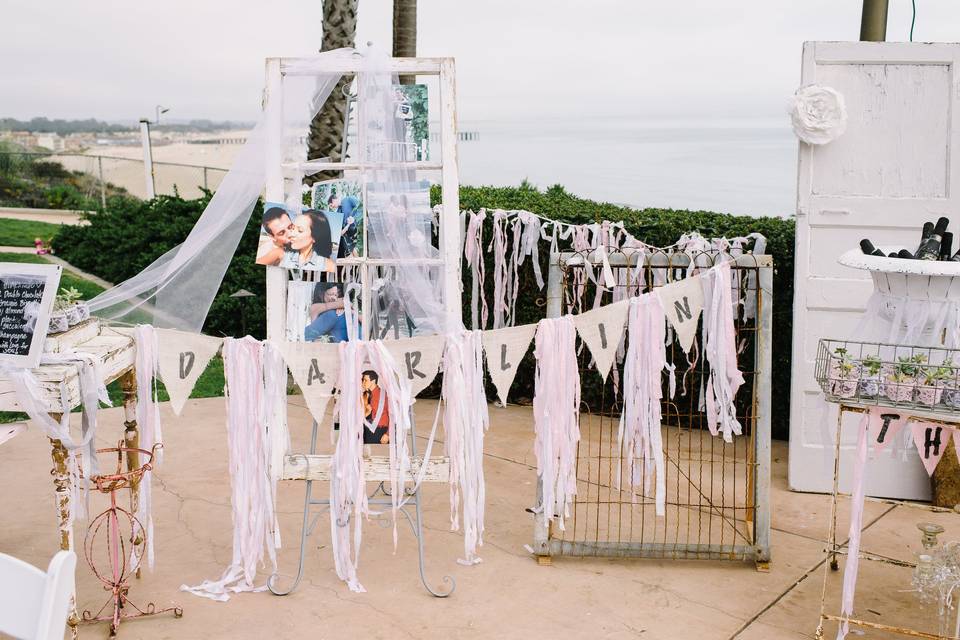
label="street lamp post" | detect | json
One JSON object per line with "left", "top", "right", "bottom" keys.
{"left": 139, "top": 105, "right": 170, "bottom": 199}
{"left": 230, "top": 289, "right": 257, "bottom": 337}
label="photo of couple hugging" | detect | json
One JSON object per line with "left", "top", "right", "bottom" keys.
{"left": 255, "top": 179, "right": 364, "bottom": 272}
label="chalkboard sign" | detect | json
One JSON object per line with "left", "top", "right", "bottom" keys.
{"left": 0, "top": 263, "right": 61, "bottom": 369}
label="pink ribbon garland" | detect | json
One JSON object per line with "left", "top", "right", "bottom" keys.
{"left": 533, "top": 316, "right": 581, "bottom": 530}
{"left": 442, "top": 330, "right": 490, "bottom": 564}
{"left": 181, "top": 336, "right": 277, "bottom": 601}
{"left": 618, "top": 294, "right": 670, "bottom": 515}
{"left": 464, "top": 210, "right": 488, "bottom": 330}
{"left": 837, "top": 409, "right": 871, "bottom": 640}
{"left": 701, "top": 261, "right": 745, "bottom": 442}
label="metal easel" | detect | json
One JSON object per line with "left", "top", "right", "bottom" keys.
{"left": 267, "top": 414, "right": 455, "bottom": 598}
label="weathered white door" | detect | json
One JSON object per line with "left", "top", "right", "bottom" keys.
{"left": 790, "top": 41, "right": 960, "bottom": 499}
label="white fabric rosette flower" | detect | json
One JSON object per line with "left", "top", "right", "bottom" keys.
{"left": 789, "top": 84, "right": 847, "bottom": 145}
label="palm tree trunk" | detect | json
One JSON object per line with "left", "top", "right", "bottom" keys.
{"left": 305, "top": 0, "right": 358, "bottom": 185}
{"left": 392, "top": 0, "right": 417, "bottom": 85}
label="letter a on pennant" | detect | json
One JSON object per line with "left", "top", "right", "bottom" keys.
{"left": 655, "top": 274, "right": 705, "bottom": 354}
{"left": 279, "top": 341, "right": 340, "bottom": 424}
{"left": 383, "top": 334, "right": 445, "bottom": 397}
{"left": 481, "top": 324, "right": 537, "bottom": 405}
{"left": 155, "top": 329, "right": 223, "bottom": 416}
{"left": 571, "top": 299, "right": 629, "bottom": 381}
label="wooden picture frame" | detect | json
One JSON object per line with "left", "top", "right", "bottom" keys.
{"left": 0, "top": 262, "right": 62, "bottom": 369}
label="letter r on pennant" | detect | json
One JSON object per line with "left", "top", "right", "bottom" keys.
{"left": 405, "top": 351, "right": 426, "bottom": 380}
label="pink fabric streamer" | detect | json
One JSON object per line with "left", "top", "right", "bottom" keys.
{"left": 837, "top": 410, "right": 871, "bottom": 640}
{"left": 329, "top": 339, "right": 370, "bottom": 592}
{"left": 464, "top": 210, "right": 488, "bottom": 330}
{"left": 533, "top": 316, "right": 581, "bottom": 530}
{"left": 490, "top": 210, "right": 510, "bottom": 329}
{"left": 329, "top": 338, "right": 415, "bottom": 592}
{"left": 134, "top": 325, "right": 162, "bottom": 570}
{"left": 180, "top": 337, "right": 278, "bottom": 601}
{"left": 442, "top": 330, "right": 489, "bottom": 564}
{"left": 618, "top": 294, "right": 670, "bottom": 515}
{"left": 701, "top": 262, "right": 745, "bottom": 442}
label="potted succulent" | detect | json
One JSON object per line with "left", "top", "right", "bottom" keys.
{"left": 884, "top": 354, "right": 925, "bottom": 403}
{"left": 858, "top": 354, "right": 883, "bottom": 398}
{"left": 49, "top": 286, "right": 85, "bottom": 333}
{"left": 829, "top": 347, "right": 861, "bottom": 398}
{"left": 917, "top": 364, "right": 949, "bottom": 406}
{"left": 940, "top": 358, "right": 960, "bottom": 409}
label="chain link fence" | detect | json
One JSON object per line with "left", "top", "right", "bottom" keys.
{"left": 0, "top": 151, "right": 229, "bottom": 207}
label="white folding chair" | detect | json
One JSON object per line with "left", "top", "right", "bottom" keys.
{"left": 0, "top": 550, "right": 76, "bottom": 640}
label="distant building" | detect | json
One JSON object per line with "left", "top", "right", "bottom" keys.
{"left": 35, "top": 133, "right": 64, "bottom": 151}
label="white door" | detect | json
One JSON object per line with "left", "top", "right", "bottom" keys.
{"left": 789, "top": 41, "right": 960, "bottom": 499}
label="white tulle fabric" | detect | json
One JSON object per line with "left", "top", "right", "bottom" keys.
{"left": 133, "top": 325, "right": 162, "bottom": 569}
{"left": 855, "top": 290, "right": 960, "bottom": 350}
{"left": 618, "top": 294, "right": 670, "bottom": 516}
{"left": 87, "top": 51, "right": 353, "bottom": 331}
{"left": 533, "top": 316, "right": 581, "bottom": 529}
{"left": 180, "top": 337, "right": 279, "bottom": 601}
{"left": 441, "top": 330, "right": 489, "bottom": 564}
{"left": 2, "top": 350, "right": 110, "bottom": 523}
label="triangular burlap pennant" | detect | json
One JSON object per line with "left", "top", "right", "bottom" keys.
{"left": 155, "top": 329, "right": 223, "bottom": 416}
{"left": 912, "top": 421, "right": 952, "bottom": 476}
{"left": 571, "top": 299, "right": 629, "bottom": 381}
{"left": 656, "top": 275, "right": 705, "bottom": 353}
{"left": 867, "top": 408, "right": 907, "bottom": 452}
{"left": 481, "top": 323, "right": 537, "bottom": 406}
{"left": 383, "top": 334, "right": 445, "bottom": 397}
{"left": 279, "top": 341, "right": 340, "bottom": 424}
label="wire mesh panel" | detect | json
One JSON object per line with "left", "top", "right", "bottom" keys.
{"left": 534, "top": 249, "right": 772, "bottom": 566}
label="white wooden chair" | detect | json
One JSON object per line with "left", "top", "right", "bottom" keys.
{"left": 0, "top": 550, "right": 76, "bottom": 640}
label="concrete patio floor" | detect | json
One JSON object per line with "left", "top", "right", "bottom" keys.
{"left": 0, "top": 396, "right": 950, "bottom": 639}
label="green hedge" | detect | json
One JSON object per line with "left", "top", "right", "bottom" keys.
{"left": 52, "top": 184, "right": 794, "bottom": 439}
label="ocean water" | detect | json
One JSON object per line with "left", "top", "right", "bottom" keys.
{"left": 454, "top": 118, "right": 797, "bottom": 218}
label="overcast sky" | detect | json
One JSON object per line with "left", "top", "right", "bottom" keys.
{"left": 3, "top": 0, "right": 959, "bottom": 123}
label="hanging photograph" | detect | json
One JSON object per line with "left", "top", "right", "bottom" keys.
{"left": 393, "top": 84, "right": 429, "bottom": 161}
{"left": 310, "top": 180, "right": 364, "bottom": 258}
{"left": 365, "top": 180, "right": 435, "bottom": 259}
{"left": 254, "top": 202, "right": 338, "bottom": 272}
{"left": 286, "top": 280, "right": 357, "bottom": 343}
{"left": 362, "top": 369, "right": 390, "bottom": 444}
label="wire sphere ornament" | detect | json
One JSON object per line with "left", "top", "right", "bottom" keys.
{"left": 80, "top": 443, "right": 182, "bottom": 637}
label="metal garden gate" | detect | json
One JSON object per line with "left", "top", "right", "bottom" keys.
{"left": 532, "top": 249, "right": 772, "bottom": 568}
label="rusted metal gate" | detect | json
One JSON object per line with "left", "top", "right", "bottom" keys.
{"left": 532, "top": 249, "right": 772, "bottom": 568}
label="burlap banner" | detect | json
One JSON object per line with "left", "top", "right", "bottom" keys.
{"left": 481, "top": 323, "right": 537, "bottom": 406}
{"left": 279, "top": 341, "right": 340, "bottom": 424}
{"left": 656, "top": 274, "right": 705, "bottom": 353}
{"left": 156, "top": 329, "right": 223, "bottom": 416}
{"left": 572, "top": 299, "right": 629, "bottom": 381}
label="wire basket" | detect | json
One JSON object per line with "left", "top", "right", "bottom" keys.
{"left": 815, "top": 338, "right": 960, "bottom": 412}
